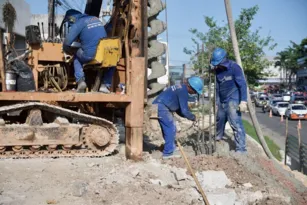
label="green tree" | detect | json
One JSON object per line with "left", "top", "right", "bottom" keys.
{"left": 275, "top": 38, "right": 307, "bottom": 88}
{"left": 184, "top": 6, "right": 277, "bottom": 85}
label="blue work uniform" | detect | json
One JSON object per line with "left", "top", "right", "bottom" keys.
{"left": 153, "top": 84, "right": 196, "bottom": 156}
{"left": 216, "top": 59, "right": 247, "bottom": 152}
{"left": 63, "top": 14, "right": 113, "bottom": 83}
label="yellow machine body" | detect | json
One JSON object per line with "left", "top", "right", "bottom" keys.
{"left": 86, "top": 38, "right": 122, "bottom": 67}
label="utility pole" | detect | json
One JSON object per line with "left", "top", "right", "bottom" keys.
{"left": 48, "top": 0, "right": 56, "bottom": 40}
{"left": 224, "top": 0, "right": 274, "bottom": 159}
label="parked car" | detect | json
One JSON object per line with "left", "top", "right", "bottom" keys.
{"left": 255, "top": 96, "right": 269, "bottom": 107}
{"left": 271, "top": 102, "right": 289, "bottom": 116}
{"left": 290, "top": 95, "right": 305, "bottom": 104}
{"left": 282, "top": 93, "right": 291, "bottom": 102}
{"left": 285, "top": 104, "right": 307, "bottom": 120}
{"left": 257, "top": 92, "right": 268, "bottom": 98}
{"left": 270, "top": 94, "right": 283, "bottom": 101}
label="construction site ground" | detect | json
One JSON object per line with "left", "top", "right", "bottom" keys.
{"left": 1, "top": 120, "right": 307, "bottom": 205}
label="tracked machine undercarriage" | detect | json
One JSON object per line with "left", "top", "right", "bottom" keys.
{"left": 0, "top": 0, "right": 165, "bottom": 160}
{"left": 0, "top": 102, "right": 119, "bottom": 158}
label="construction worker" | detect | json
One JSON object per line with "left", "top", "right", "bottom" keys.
{"left": 61, "top": 9, "right": 113, "bottom": 93}
{"left": 211, "top": 48, "right": 248, "bottom": 153}
{"left": 153, "top": 76, "right": 203, "bottom": 159}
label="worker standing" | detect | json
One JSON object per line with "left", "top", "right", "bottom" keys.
{"left": 211, "top": 48, "right": 248, "bottom": 153}
{"left": 153, "top": 77, "right": 203, "bottom": 159}
{"left": 61, "top": 9, "right": 113, "bottom": 93}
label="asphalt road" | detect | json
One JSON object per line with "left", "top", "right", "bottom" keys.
{"left": 243, "top": 106, "right": 307, "bottom": 149}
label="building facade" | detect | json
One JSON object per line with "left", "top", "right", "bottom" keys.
{"left": 257, "top": 56, "right": 289, "bottom": 85}
{"left": 169, "top": 64, "right": 195, "bottom": 85}
{"left": 296, "top": 56, "right": 307, "bottom": 90}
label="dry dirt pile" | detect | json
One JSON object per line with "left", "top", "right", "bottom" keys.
{"left": 1, "top": 118, "right": 307, "bottom": 205}
{"left": 0, "top": 140, "right": 306, "bottom": 205}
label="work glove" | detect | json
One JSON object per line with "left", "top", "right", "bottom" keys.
{"left": 239, "top": 101, "right": 248, "bottom": 113}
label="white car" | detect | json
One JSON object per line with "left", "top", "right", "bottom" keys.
{"left": 271, "top": 102, "right": 289, "bottom": 116}
{"left": 282, "top": 93, "right": 291, "bottom": 102}
{"left": 271, "top": 94, "right": 283, "bottom": 101}
{"left": 285, "top": 104, "right": 307, "bottom": 120}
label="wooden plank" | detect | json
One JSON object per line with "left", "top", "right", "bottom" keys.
{"left": 0, "top": 32, "right": 6, "bottom": 91}
{"left": 125, "top": 57, "right": 145, "bottom": 160}
{"left": 0, "top": 92, "right": 132, "bottom": 102}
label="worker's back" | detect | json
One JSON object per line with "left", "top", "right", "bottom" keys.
{"left": 64, "top": 14, "right": 107, "bottom": 58}
{"left": 79, "top": 15, "right": 107, "bottom": 57}
{"left": 153, "top": 84, "right": 188, "bottom": 112}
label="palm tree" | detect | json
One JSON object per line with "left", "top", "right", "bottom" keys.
{"left": 274, "top": 50, "right": 288, "bottom": 85}
{"left": 275, "top": 41, "right": 304, "bottom": 89}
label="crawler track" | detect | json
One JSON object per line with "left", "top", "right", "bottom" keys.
{"left": 0, "top": 102, "right": 119, "bottom": 159}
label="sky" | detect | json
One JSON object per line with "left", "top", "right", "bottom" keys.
{"left": 25, "top": 0, "right": 307, "bottom": 65}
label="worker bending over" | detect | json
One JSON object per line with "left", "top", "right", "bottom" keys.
{"left": 211, "top": 48, "right": 248, "bottom": 153}
{"left": 62, "top": 9, "right": 113, "bottom": 93}
{"left": 153, "top": 77, "right": 203, "bottom": 159}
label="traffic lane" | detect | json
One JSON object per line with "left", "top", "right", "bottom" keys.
{"left": 243, "top": 107, "right": 307, "bottom": 145}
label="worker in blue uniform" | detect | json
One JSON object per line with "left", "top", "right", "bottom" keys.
{"left": 61, "top": 9, "right": 114, "bottom": 93}
{"left": 153, "top": 76, "right": 203, "bottom": 159}
{"left": 211, "top": 48, "right": 248, "bottom": 153}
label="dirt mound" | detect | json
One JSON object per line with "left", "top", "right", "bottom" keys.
{"left": 164, "top": 149, "right": 307, "bottom": 205}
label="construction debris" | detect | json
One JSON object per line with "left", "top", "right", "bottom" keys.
{"left": 1, "top": 134, "right": 306, "bottom": 205}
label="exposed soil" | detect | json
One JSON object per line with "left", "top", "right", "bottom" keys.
{"left": 164, "top": 138, "right": 307, "bottom": 205}
{"left": 0, "top": 121, "right": 306, "bottom": 205}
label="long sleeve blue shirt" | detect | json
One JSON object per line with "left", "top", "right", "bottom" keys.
{"left": 215, "top": 59, "right": 247, "bottom": 104}
{"left": 63, "top": 14, "right": 107, "bottom": 58}
{"left": 153, "top": 84, "right": 196, "bottom": 121}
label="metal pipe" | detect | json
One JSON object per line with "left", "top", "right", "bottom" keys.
{"left": 55, "top": 23, "right": 57, "bottom": 38}
{"left": 208, "top": 71, "right": 212, "bottom": 155}
{"left": 42, "top": 22, "right": 46, "bottom": 41}
{"left": 284, "top": 117, "right": 288, "bottom": 165}
{"left": 48, "top": 23, "right": 51, "bottom": 41}
{"left": 51, "top": 0, "right": 56, "bottom": 40}
{"left": 37, "top": 22, "right": 41, "bottom": 34}
{"left": 214, "top": 74, "right": 217, "bottom": 152}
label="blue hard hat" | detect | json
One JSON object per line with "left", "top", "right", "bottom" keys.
{"left": 188, "top": 76, "right": 203, "bottom": 95}
{"left": 64, "top": 9, "right": 82, "bottom": 24}
{"left": 211, "top": 48, "right": 227, "bottom": 66}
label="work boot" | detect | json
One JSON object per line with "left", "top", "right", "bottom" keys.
{"left": 77, "top": 79, "right": 87, "bottom": 93}
{"left": 162, "top": 150, "right": 181, "bottom": 160}
{"left": 99, "top": 84, "right": 111, "bottom": 94}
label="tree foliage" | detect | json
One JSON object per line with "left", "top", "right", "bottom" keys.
{"left": 275, "top": 38, "right": 307, "bottom": 87}
{"left": 184, "top": 6, "right": 277, "bottom": 85}
{"left": 2, "top": 2, "right": 16, "bottom": 33}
